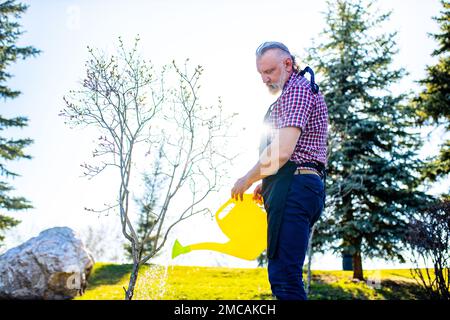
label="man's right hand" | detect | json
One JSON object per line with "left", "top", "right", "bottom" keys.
{"left": 253, "top": 183, "right": 263, "bottom": 205}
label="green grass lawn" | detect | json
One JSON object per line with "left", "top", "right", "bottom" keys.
{"left": 75, "top": 263, "right": 426, "bottom": 300}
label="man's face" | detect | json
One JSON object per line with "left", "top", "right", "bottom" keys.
{"left": 256, "top": 49, "right": 292, "bottom": 95}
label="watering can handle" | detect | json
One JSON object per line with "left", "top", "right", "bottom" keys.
{"left": 215, "top": 194, "right": 256, "bottom": 222}
{"left": 215, "top": 198, "right": 235, "bottom": 221}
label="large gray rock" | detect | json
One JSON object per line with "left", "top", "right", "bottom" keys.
{"left": 0, "top": 227, "right": 95, "bottom": 300}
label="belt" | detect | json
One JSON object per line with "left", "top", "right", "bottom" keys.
{"left": 297, "top": 161, "right": 326, "bottom": 179}
{"left": 294, "top": 168, "right": 320, "bottom": 176}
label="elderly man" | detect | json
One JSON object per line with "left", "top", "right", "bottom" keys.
{"left": 231, "top": 41, "right": 328, "bottom": 300}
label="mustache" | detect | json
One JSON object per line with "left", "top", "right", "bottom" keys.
{"left": 266, "top": 83, "right": 281, "bottom": 95}
{"left": 267, "top": 83, "right": 281, "bottom": 89}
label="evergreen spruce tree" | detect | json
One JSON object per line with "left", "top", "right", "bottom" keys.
{"left": 0, "top": 1, "right": 39, "bottom": 246}
{"left": 123, "top": 150, "right": 165, "bottom": 261}
{"left": 308, "top": 0, "right": 430, "bottom": 279}
{"left": 413, "top": 0, "right": 449, "bottom": 189}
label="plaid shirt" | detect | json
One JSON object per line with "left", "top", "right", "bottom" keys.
{"left": 267, "top": 70, "right": 328, "bottom": 171}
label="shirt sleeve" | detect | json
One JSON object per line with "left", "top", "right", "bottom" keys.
{"left": 278, "top": 85, "right": 314, "bottom": 131}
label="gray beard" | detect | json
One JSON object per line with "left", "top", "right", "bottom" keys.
{"left": 266, "top": 69, "right": 287, "bottom": 95}
{"left": 267, "top": 83, "right": 281, "bottom": 95}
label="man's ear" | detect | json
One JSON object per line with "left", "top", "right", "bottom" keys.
{"left": 284, "top": 58, "right": 293, "bottom": 72}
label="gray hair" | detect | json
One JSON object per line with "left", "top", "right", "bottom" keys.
{"left": 255, "top": 41, "right": 299, "bottom": 70}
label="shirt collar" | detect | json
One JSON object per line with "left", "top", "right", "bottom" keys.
{"left": 282, "top": 70, "right": 300, "bottom": 92}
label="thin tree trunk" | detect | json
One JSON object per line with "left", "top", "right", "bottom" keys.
{"left": 352, "top": 250, "right": 364, "bottom": 280}
{"left": 305, "top": 224, "right": 316, "bottom": 295}
{"left": 341, "top": 194, "right": 355, "bottom": 273}
{"left": 125, "top": 262, "right": 141, "bottom": 300}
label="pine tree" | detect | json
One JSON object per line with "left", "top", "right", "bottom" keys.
{"left": 123, "top": 149, "right": 165, "bottom": 262}
{"left": 413, "top": 0, "right": 450, "bottom": 188}
{"left": 0, "top": 1, "right": 39, "bottom": 246}
{"left": 308, "top": 0, "right": 431, "bottom": 280}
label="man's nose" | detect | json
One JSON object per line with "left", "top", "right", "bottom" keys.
{"left": 261, "top": 75, "right": 270, "bottom": 83}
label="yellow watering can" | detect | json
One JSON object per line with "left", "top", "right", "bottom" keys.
{"left": 172, "top": 193, "right": 267, "bottom": 260}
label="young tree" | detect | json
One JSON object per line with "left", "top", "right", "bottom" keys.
{"left": 406, "top": 200, "right": 450, "bottom": 300}
{"left": 0, "top": 1, "right": 40, "bottom": 246}
{"left": 308, "top": 0, "right": 430, "bottom": 280}
{"left": 413, "top": 0, "right": 449, "bottom": 189}
{"left": 60, "top": 37, "right": 236, "bottom": 299}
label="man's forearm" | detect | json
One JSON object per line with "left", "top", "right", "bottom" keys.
{"left": 244, "top": 144, "right": 289, "bottom": 185}
{"left": 231, "top": 127, "right": 300, "bottom": 200}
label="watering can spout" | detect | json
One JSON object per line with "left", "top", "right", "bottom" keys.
{"left": 171, "top": 194, "right": 267, "bottom": 261}
{"left": 172, "top": 239, "right": 191, "bottom": 259}
{"left": 172, "top": 240, "right": 236, "bottom": 258}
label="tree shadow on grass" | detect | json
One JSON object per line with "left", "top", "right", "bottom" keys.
{"left": 309, "top": 273, "right": 428, "bottom": 300}
{"left": 87, "top": 264, "right": 133, "bottom": 289}
{"left": 253, "top": 277, "right": 426, "bottom": 300}
{"left": 375, "top": 280, "right": 427, "bottom": 300}
{"left": 309, "top": 282, "right": 368, "bottom": 300}
{"left": 252, "top": 284, "right": 356, "bottom": 300}
{"left": 251, "top": 278, "right": 357, "bottom": 300}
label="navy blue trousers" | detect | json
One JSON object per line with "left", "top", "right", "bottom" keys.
{"left": 268, "top": 174, "right": 325, "bottom": 300}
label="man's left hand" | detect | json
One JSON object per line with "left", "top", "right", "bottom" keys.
{"left": 231, "top": 175, "right": 252, "bottom": 201}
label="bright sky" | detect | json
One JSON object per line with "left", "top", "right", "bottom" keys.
{"left": 1, "top": 0, "right": 447, "bottom": 270}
